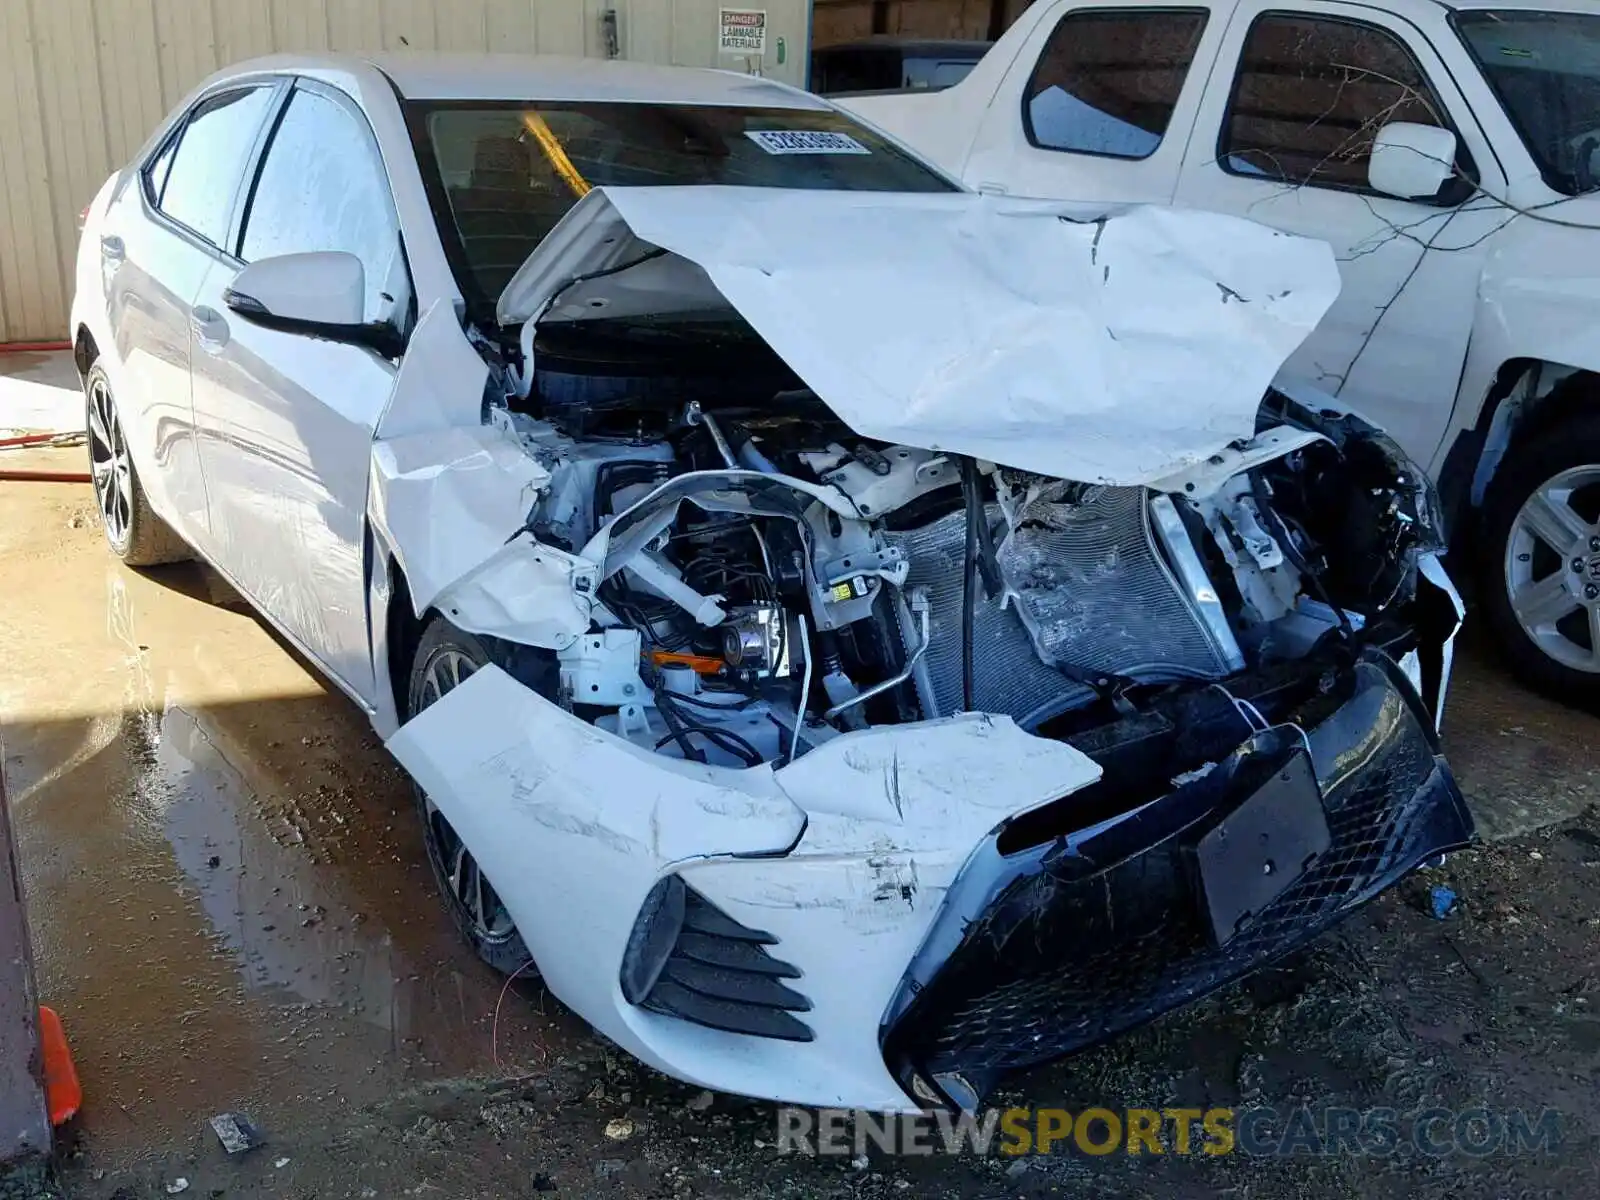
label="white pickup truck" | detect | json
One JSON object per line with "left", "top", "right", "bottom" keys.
{"left": 844, "top": 0, "right": 1600, "bottom": 704}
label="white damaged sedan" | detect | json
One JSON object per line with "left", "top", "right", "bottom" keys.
{"left": 72, "top": 54, "right": 1474, "bottom": 1113}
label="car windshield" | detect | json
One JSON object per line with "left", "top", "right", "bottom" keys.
{"left": 1455, "top": 9, "right": 1600, "bottom": 195}
{"left": 407, "top": 101, "right": 957, "bottom": 306}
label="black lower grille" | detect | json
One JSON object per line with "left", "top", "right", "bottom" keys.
{"left": 882, "top": 656, "right": 1473, "bottom": 1101}
{"left": 622, "top": 877, "right": 813, "bottom": 1042}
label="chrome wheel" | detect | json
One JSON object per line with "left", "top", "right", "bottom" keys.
{"left": 1504, "top": 464, "right": 1600, "bottom": 674}
{"left": 416, "top": 647, "right": 517, "bottom": 944}
{"left": 87, "top": 374, "right": 132, "bottom": 548}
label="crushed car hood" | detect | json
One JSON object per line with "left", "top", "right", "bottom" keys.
{"left": 497, "top": 187, "right": 1341, "bottom": 485}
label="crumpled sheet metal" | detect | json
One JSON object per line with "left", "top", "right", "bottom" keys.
{"left": 373, "top": 299, "right": 490, "bottom": 440}
{"left": 369, "top": 423, "right": 551, "bottom": 615}
{"left": 506, "top": 188, "right": 1341, "bottom": 486}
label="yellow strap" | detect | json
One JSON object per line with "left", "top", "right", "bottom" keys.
{"left": 521, "top": 112, "right": 591, "bottom": 198}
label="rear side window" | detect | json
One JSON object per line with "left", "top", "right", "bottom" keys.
{"left": 1023, "top": 9, "right": 1209, "bottom": 160}
{"left": 157, "top": 86, "right": 276, "bottom": 247}
{"left": 143, "top": 132, "right": 178, "bottom": 205}
{"left": 240, "top": 86, "right": 403, "bottom": 324}
{"left": 1221, "top": 14, "right": 1448, "bottom": 189}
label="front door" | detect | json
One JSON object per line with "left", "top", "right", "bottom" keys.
{"left": 1175, "top": 1, "right": 1507, "bottom": 464}
{"left": 190, "top": 80, "right": 412, "bottom": 704}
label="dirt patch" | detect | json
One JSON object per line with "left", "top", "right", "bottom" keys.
{"left": 45, "top": 809, "right": 1600, "bottom": 1200}
{"left": 2, "top": 479, "right": 1596, "bottom": 1198}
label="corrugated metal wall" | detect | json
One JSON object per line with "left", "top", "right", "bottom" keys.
{"left": 0, "top": 0, "right": 810, "bottom": 342}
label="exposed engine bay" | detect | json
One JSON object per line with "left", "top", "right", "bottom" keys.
{"left": 470, "top": 315, "right": 1450, "bottom": 777}
{"left": 380, "top": 189, "right": 1469, "bottom": 1114}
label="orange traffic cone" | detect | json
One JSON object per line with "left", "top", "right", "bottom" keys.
{"left": 37, "top": 1007, "right": 80, "bottom": 1126}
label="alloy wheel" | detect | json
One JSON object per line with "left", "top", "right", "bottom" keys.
{"left": 1503, "top": 464, "right": 1600, "bottom": 673}
{"left": 87, "top": 375, "right": 132, "bottom": 547}
{"left": 416, "top": 647, "right": 518, "bottom": 943}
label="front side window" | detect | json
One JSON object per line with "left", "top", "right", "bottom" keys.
{"left": 157, "top": 86, "right": 276, "bottom": 247}
{"left": 240, "top": 86, "right": 403, "bottom": 323}
{"left": 1022, "top": 9, "right": 1209, "bottom": 160}
{"left": 1456, "top": 10, "right": 1600, "bottom": 196}
{"left": 1222, "top": 14, "right": 1447, "bottom": 190}
{"left": 409, "top": 102, "right": 956, "bottom": 306}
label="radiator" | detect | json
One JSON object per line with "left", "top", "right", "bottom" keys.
{"left": 887, "top": 488, "right": 1231, "bottom": 727}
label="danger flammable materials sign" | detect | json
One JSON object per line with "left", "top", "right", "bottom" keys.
{"left": 718, "top": 8, "right": 768, "bottom": 54}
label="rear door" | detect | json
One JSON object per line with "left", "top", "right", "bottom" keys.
{"left": 103, "top": 84, "right": 281, "bottom": 545}
{"left": 189, "top": 79, "right": 411, "bottom": 704}
{"left": 959, "top": 2, "right": 1225, "bottom": 204}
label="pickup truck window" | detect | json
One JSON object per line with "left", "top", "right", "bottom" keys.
{"left": 1022, "top": 9, "right": 1208, "bottom": 160}
{"left": 1221, "top": 13, "right": 1447, "bottom": 191}
{"left": 1455, "top": 10, "right": 1600, "bottom": 196}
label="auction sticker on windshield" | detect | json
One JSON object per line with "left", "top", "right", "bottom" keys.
{"left": 746, "top": 130, "right": 871, "bottom": 155}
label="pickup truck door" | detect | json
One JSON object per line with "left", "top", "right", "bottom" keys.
{"left": 1174, "top": 0, "right": 1508, "bottom": 465}
{"left": 961, "top": 1, "right": 1228, "bottom": 205}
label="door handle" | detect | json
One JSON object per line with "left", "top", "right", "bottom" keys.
{"left": 191, "top": 305, "right": 229, "bottom": 352}
{"left": 99, "top": 235, "right": 125, "bottom": 262}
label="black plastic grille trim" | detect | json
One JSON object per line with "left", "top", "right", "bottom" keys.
{"left": 882, "top": 656, "right": 1473, "bottom": 1097}
{"left": 633, "top": 883, "right": 814, "bottom": 1042}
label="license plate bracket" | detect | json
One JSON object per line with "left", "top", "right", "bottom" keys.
{"left": 1191, "top": 749, "right": 1330, "bottom": 947}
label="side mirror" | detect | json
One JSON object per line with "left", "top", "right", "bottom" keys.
{"left": 223, "top": 251, "right": 404, "bottom": 358}
{"left": 1368, "top": 122, "right": 1460, "bottom": 202}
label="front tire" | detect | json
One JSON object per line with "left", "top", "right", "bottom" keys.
{"left": 1479, "top": 418, "right": 1600, "bottom": 705}
{"left": 405, "top": 617, "right": 539, "bottom": 977}
{"left": 84, "top": 362, "right": 189, "bottom": 566}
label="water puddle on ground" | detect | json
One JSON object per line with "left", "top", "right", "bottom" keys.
{"left": 0, "top": 494, "right": 571, "bottom": 1166}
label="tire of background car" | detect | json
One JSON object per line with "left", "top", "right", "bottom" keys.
{"left": 83, "top": 361, "right": 190, "bottom": 566}
{"left": 1479, "top": 416, "right": 1600, "bottom": 705}
{"left": 405, "top": 615, "right": 556, "bottom": 977}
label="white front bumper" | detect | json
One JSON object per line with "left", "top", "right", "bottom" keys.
{"left": 387, "top": 665, "right": 1101, "bottom": 1111}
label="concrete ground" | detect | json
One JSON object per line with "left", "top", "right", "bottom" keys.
{"left": 1, "top": 449, "right": 1598, "bottom": 1198}
{"left": 0, "top": 351, "right": 83, "bottom": 438}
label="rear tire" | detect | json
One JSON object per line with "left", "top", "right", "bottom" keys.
{"left": 1478, "top": 417, "right": 1600, "bottom": 706}
{"left": 84, "top": 362, "right": 190, "bottom": 566}
{"left": 405, "top": 617, "right": 541, "bottom": 977}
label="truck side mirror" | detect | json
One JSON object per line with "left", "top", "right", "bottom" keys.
{"left": 1368, "top": 122, "right": 1461, "bottom": 202}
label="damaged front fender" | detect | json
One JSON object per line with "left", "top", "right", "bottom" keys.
{"left": 367, "top": 302, "right": 595, "bottom": 650}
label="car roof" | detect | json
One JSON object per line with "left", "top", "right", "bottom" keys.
{"left": 224, "top": 51, "right": 832, "bottom": 108}
{"left": 1427, "top": 0, "right": 1599, "bottom": 12}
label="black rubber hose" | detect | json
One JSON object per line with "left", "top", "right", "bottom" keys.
{"left": 962, "top": 460, "right": 981, "bottom": 712}
{"left": 653, "top": 685, "right": 707, "bottom": 763}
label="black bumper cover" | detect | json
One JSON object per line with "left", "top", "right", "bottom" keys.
{"left": 880, "top": 654, "right": 1474, "bottom": 1108}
